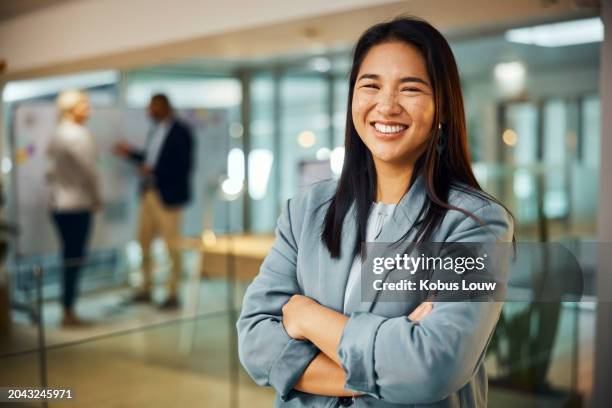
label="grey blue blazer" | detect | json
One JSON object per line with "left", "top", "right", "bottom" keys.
{"left": 237, "top": 175, "right": 513, "bottom": 407}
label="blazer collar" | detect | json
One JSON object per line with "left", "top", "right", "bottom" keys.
{"left": 376, "top": 173, "right": 427, "bottom": 244}
{"left": 323, "top": 174, "right": 428, "bottom": 313}
{"left": 321, "top": 200, "right": 358, "bottom": 312}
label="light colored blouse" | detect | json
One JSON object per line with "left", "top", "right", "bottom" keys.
{"left": 343, "top": 202, "right": 396, "bottom": 312}
{"left": 47, "top": 119, "right": 101, "bottom": 211}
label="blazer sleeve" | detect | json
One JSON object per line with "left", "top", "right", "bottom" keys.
{"left": 236, "top": 198, "right": 319, "bottom": 400}
{"left": 337, "top": 202, "right": 513, "bottom": 404}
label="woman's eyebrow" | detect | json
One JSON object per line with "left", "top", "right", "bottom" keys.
{"left": 357, "top": 73, "right": 429, "bottom": 86}
{"left": 400, "top": 76, "right": 430, "bottom": 87}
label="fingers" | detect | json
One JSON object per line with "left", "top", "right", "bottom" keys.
{"left": 408, "top": 301, "right": 433, "bottom": 322}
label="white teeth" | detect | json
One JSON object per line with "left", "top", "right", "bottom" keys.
{"left": 374, "top": 123, "right": 407, "bottom": 134}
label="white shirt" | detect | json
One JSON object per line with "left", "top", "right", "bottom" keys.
{"left": 47, "top": 119, "right": 101, "bottom": 211}
{"left": 145, "top": 119, "right": 172, "bottom": 167}
{"left": 343, "top": 202, "right": 396, "bottom": 312}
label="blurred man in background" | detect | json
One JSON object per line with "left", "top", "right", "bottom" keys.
{"left": 114, "top": 94, "right": 193, "bottom": 310}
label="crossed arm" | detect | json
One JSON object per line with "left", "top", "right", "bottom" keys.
{"left": 282, "top": 296, "right": 433, "bottom": 396}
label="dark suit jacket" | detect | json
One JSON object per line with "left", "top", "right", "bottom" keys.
{"left": 129, "top": 119, "right": 193, "bottom": 207}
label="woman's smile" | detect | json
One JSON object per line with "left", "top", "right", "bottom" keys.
{"left": 370, "top": 120, "right": 410, "bottom": 140}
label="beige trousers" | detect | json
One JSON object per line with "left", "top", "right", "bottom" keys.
{"left": 138, "top": 189, "right": 182, "bottom": 297}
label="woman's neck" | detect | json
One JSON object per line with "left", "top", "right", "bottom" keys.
{"left": 374, "top": 160, "right": 414, "bottom": 204}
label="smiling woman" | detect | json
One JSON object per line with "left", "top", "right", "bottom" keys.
{"left": 237, "top": 16, "right": 514, "bottom": 408}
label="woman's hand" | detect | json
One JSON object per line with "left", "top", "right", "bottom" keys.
{"left": 282, "top": 294, "right": 318, "bottom": 340}
{"left": 408, "top": 301, "right": 433, "bottom": 322}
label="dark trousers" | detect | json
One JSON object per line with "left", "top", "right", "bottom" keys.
{"left": 52, "top": 211, "right": 92, "bottom": 311}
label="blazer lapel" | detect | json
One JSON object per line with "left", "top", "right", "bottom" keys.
{"left": 377, "top": 174, "right": 426, "bottom": 244}
{"left": 322, "top": 176, "right": 428, "bottom": 314}
{"left": 321, "top": 203, "right": 358, "bottom": 312}
{"left": 358, "top": 175, "right": 427, "bottom": 313}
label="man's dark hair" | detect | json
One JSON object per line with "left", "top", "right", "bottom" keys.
{"left": 151, "top": 93, "right": 172, "bottom": 108}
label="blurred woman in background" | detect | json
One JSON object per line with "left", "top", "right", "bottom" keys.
{"left": 47, "top": 89, "right": 100, "bottom": 327}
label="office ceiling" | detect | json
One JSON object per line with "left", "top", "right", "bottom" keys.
{"left": 0, "top": 0, "right": 601, "bottom": 80}
{"left": 141, "top": 25, "right": 599, "bottom": 83}
{"left": 114, "top": 0, "right": 602, "bottom": 80}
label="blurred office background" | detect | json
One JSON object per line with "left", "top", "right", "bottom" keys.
{"left": 0, "top": 0, "right": 610, "bottom": 406}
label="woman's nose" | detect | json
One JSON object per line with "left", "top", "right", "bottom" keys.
{"left": 376, "top": 91, "right": 402, "bottom": 116}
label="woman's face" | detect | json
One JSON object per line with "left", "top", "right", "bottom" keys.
{"left": 352, "top": 41, "right": 435, "bottom": 167}
{"left": 72, "top": 97, "right": 91, "bottom": 124}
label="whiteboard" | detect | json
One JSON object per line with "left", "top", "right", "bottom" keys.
{"left": 12, "top": 103, "right": 230, "bottom": 258}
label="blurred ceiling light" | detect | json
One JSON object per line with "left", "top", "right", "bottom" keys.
{"left": 505, "top": 17, "right": 603, "bottom": 47}
{"left": 1, "top": 158, "right": 12, "bottom": 174}
{"left": 330, "top": 146, "right": 345, "bottom": 176}
{"left": 514, "top": 169, "right": 533, "bottom": 199}
{"left": 298, "top": 131, "right": 316, "bottom": 148}
{"left": 494, "top": 62, "right": 526, "bottom": 97}
{"left": 248, "top": 149, "right": 273, "bottom": 200}
{"left": 311, "top": 57, "right": 331, "bottom": 72}
{"left": 221, "top": 177, "right": 243, "bottom": 197}
{"left": 316, "top": 147, "right": 331, "bottom": 161}
{"left": 502, "top": 129, "right": 518, "bottom": 146}
{"left": 224, "top": 148, "right": 245, "bottom": 199}
{"left": 229, "top": 122, "right": 244, "bottom": 138}
{"left": 544, "top": 191, "right": 568, "bottom": 218}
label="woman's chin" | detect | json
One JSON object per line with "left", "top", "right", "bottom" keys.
{"left": 371, "top": 151, "right": 408, "bottom": 166}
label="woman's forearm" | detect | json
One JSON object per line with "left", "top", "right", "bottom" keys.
{"left": 294, "top": 352, "right": 354, "bottom": 397}
{"left": 289, "top": 297, "right": 433, "bottom": 368}
{"left": 300, "top": 303, "right": 348, "bottom": 365}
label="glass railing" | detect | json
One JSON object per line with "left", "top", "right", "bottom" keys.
{"left": 0, "top": 255, "right": 276, "bottom": 407}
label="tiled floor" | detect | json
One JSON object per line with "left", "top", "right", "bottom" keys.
{"left": 0, "top": 279, "right": 596, "bottom": 407}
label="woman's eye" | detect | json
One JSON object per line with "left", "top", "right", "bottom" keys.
{"left": 402, "top": 87, "right": 422, "bottom": 93}
{"left": 362, "top": 84, "right": 379, "bottom": 89}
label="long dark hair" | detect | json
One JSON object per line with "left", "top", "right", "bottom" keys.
{"left": 322, "top": 16, "right": 512, "bottom": 259}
